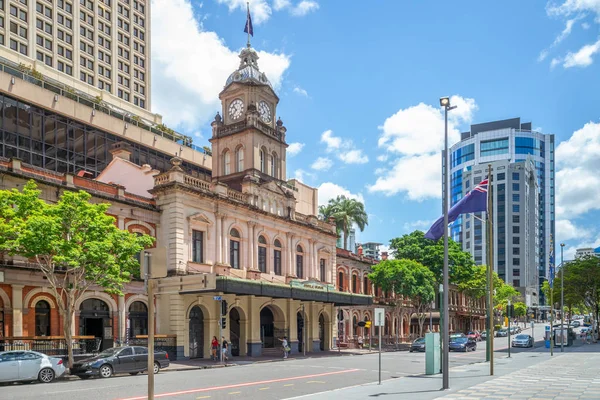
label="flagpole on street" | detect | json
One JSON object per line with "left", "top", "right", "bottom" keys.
{"left": 440, "top": 97, "right": 456, "bottom": 391}
{"left": 486, "top": 164, "right": 494, "bottom": 376}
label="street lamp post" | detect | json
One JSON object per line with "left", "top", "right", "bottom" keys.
{"left": 560, "top": 243, "right": 565, "bottom": 353}
{"left": 144, "top": 251, "right": 154, "bottom": 400}
{"left": 440, "top": 96, "right": 456, "bottom": 390}
{"left": 439, "top": 283, "right": 443, "bottom": 374}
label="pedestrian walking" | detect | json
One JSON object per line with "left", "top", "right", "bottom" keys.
{"left": 211, "top": 336, "right": 219, "bottom": 361}
{"left": 586, "top": 330, "right": 592, "bottom": 344}
{"left": 278, "top": 336, "right": 290, "bottom": 359}
{"left": 222, "top": 336, "right": 229, "bottom": 361}
{"left": 358, "top": 335, "right": 364, "bottom": 349}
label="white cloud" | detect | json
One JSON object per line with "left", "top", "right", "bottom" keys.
{"left": 290, "top": 0, "right": 319, "bottom": 16}
{"left": 293, "top": 86, "right": 309, "bottom": 97}
{"left": 583, "top": 21, "right": 591, "bottom": 28}
{"left": 151, "top": 0, "right": 291, "bottom": 134}
{"left": 556, "top": 121, "right": 600, "bottom": 218}
{"left": 319, "top": 130, "right": 368, "bottom": 164}
{"left": 379, "top": 244, "right": 394, "bottom": 260}
{"left": 311, "top": 157, "right": 333, "bottom": 171}
{"left": 317, "top": 182, "right": 364, "bottom": 206}
{"left": 273, "top": 0, "right": 291, "bottom": 10}
{"left": 538, "top": 17, "right": 581, "bottom": 61}
{"left": 547, "top": 0, "right": 600, "bottom": 18}
{"left": 369, "top": 95, "right": 476, "bottom": 200}
{"left": 287, "top": 142, "right": 305, "bottom": 156}
{"left": 550, "top": 57, "right": 562, "bottom": 68}
{"left": 376, "top": 154, "right": 388, "bottom": 162}
{"left": 403, "top": 219, "right": 435, "bottom": 231}
{"left": 339, "top": 149, "right": 369, "bottom": 164}
{"left": 216, "top": 0, "right": 272, "bottom": 24}
{"left": 293, "top": 168, "right": 315, "bottom": 183}
{"left": 563, "top": 39, "right": 600, "bottom": 67}
{"left": 367, "top": 153, "right": 442, "bottom": 200}
{"left": 556, "top": 219, "right": 593, "bottom": 242}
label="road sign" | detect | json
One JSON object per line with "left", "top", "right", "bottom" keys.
{"left": 213, "top": 296, "right": 222, "bottom": 301}
{"left": 374, "top": 308, "right": 385, "bottom": 327}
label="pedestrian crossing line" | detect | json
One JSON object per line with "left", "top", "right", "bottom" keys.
{"left": 284, "top": 384, "right": 295, "bottom": 387}
{"left": 228, "top": 391, "right": 241, "bottom": 395}
{"left": 259, "top": 387, "right": 270, "bottom": 390}
{"left": 307, "top": 380, "right": 325, "bottom": 384}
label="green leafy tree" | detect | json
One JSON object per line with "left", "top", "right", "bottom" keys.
{"left": 513, "top": 302, "right": 527, "bottom": 318}
{"left": 0, "top": 181, "right": 154, "bottom": 367}
{"left": 369, "top": 259, "right": 436, "bottom": 337}
{"left": 321, "top": 196, "right": 368, "bottom": 250}
{"left": 389, "top": 230, "right": 475, "bottom": 285}
{"left": 457, "top": 265, "right": 503, "bottom": 330}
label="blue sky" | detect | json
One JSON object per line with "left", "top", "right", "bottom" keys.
{"left": 150, "top": 0, "right": 600, "bottom": 259}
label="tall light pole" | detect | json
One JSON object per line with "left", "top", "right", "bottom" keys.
{"left": 440, "top": 96, "right": 456, "bottom": 390}
{"left": 560, "top": 243, "right": 565, "bottom": 353}
{"left": 144, "top": 251, "right": 155, "bottom": 400}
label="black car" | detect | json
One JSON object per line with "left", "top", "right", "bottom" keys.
{"left": 409, "top": 338, "right": 426, "bottom": 352}
{"left": 448, "top": 337, "right": 477, "bottom": 352}
{"left": 71, "top": 346, "right": 170, "bottom": 379}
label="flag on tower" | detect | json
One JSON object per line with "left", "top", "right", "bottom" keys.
{"left": 244, "top": 4, "right": 254, "bottom": 37}
{"left": 425, "top": 179, "right": 489, "bottom": 241}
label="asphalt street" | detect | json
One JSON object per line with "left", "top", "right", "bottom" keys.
{"left": 0, "top": 325, "right": 547, "bottom": 400}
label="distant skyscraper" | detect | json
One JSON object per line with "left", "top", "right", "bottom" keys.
{"left": 337, "top": 228, "right": 356, "bottom": 252}
{"left": 449, "top": 118, "right": 555, "bottom": 306}
{"left": 358, "top": 242, "right": 382, "bottom": 260}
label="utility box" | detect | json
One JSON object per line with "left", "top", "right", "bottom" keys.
{"left": 425, "top": 332, "right": 440, "bottom": 375}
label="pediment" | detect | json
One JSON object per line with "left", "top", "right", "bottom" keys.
{"left": 188, "top": 212, "right": 213, "bottom": 225}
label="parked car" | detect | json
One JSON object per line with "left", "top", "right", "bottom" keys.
{"left": 496, "top": 329, "right": 508, "bottom": 337}
{"left": 0, "top": 350, "right": 66, "bottom": 384}
{"left": 71, "top": 346, "right": 170, "bottom": 379}
{"left": 450, "top": 333, "right": 466, "bottom": 341}
{"left": 449, "top": 337, "right": 477, "bottom": 352}
{"left": 512, "top": 334, "right": 534, "bottom": 348}
{"left": 466, "top": 331, "right": 481, "bottom": 341}
{"left": 409, "top": 337, "right": 426, "bottom": 353}
{"left": 509, "top": 327, "right": 520, "bottom": 335}
{"left": 480, "top": 330, "right": 488, "bottom": 340}
{"left": 570, "top": 320, "right": 581, "bottom": 328}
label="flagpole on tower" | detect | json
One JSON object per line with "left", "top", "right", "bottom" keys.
{"left": 246, "top": 2, "right": 251, "bottom": 48}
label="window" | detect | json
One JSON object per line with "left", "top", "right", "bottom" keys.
{"left": 35, "top": 300, "right": 51, "bottom": 336}
{"left": 512, "top": 172, "right": 519, "bottom": 180}
{"left": 338, "top": 271, "right": 344, "bottom": 291}
{"left": 192, "top": 230, "right": 203, "bottom": 263}
{"left": 257, "top": 235, "right": 267, "bottom": 273}
{"left": 259, "top": 149, "right": 265, "bottom": 173}
{"left": 512, "top": 215, "right": 520, "bottom": 223}
{"left": 513, "top": 204, "right": 520, "bottom": 213}
{"left": 512, "top": 183, "right": 520, "bottom": 191}
{"left": 274, "top": 239, "right": 282, "bottom": 276}
{"left": 480, "top": 138, "right": 509, "bottom": 156}
{"left": 513, "top": 237, "right": 520, "bottom": 245}
{"left": 513, "top": 226, "right": 520, "bottom": 234}
{"left": 513, "top": 269, "right": 520, "bottom": 277}
{"left": 320, "top": 258, "right": 326, "bottom": 282}
{"left": 230, "top": 228, "right": 240, "bottom": 269}
{"left": 363, "top": 276, "right": 369, "bottom": 294}
{"left": 296, "top": 245, "right": 304, "bottom": 279}
{"left": 236, "top": 147, "right": 244, "bottom": 172}
{"left": 513, "top": 247, "right": 520, "bottom": 255}
{"left": 497, "top": 172, "right": 505, "bottom": 180}
{"left": 352, "top": 274, "right": 358, "bottom": 293}
{"left": 223, "top": 149, "right": 230, "bottom": 175}
{"left": 270, "top": 153, "right": 276, "bottom": 177}
{"left": 512, "top": 194, "right": 520, "bottom": 202}
{"left": 513, "top": 280, "right": 520, "bottom": 287}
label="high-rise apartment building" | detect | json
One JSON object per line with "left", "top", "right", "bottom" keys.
{"left": 449, "top": 118, "right": 555, "bottom": 306}
{"left": 0, "top": 0, "right": 150, "bottom": 114}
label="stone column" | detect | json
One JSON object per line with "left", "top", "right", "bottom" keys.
{"left": 215, "top": 212, "right": 222, "bottom": 264}
{"left": 246, "top": 296, "right": 262, "bottom": 356}
{"left": 222, "top": 215, "right": 228, "bottom": 265}
{"left": 313, "top": 241, "right": 318, "bottom": 279}
{"left": 247, "top": 221, "right": 256, "bottom": 271}
{"left": 11, "top": 285, "right": 24, "bottom": 337}
{"left": 307, "top": 239, "right": 313, "bottom": 279}
{"left": 118, "top": 295, "right": 125, "bottom": 344}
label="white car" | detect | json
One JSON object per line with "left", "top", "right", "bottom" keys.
{"left": 0, "top": 350, "right": 66, "bottom": 383}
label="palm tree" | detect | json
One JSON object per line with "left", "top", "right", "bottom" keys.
{"left": 324, "top": 195, "right": 368, "bottom": 251}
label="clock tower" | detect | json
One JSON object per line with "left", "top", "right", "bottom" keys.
{"left": 209, "top": 45, "right": 288, "bottom": 190}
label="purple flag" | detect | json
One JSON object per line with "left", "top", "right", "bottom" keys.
{"left": 244, "top": 7, "right": 254, "bottom": 36}
{"left": 425, "top": 179, "right": 488, "bottom": 241}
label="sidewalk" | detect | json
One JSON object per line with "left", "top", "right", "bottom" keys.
{"left": 294, "top": 340, "right": 600, "bottom": 399}
{"left": 165, "top": 346, "right": 409, "bottom": 371}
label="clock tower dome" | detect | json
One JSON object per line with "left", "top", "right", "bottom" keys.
{"left": 209, "top": 44, "right": 288, "bottom": 190}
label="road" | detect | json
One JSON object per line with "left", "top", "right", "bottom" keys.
{"left": 0, "top": 325, "right": 548, "bottom": 400}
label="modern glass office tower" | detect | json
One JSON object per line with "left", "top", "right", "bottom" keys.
{"left": 449, "top": 118, "right": 555, "bottom": 306}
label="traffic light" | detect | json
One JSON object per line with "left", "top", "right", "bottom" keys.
{"left": 365, "top": 321, "right": 372, "bottom": 329}
{"left": 221, "top": 300, "right": 228, "bottom": 316}
{"left": 357, "top": 321, "right": 366, "bottom": 327}
{"left": 221, "top": 316, "right": 227, "bottom": 329}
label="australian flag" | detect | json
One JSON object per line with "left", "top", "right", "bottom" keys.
{"left": 244, "top": 7, "right": 253, "bottom": 36}
{"left": 425, "top": 179, "right": 488, "bottom": 241}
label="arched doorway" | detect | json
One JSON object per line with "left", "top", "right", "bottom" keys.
{"left": 319, "top": 313, "right": 328, "bottom": 351}
{"left": 189, "top": 306, "right": 204, "bottom": 358}
{"left": 35, "top": 300, "right": 51, "bottom": 336}
{"left": 229, "top": 307, "right": 241, "bottom": 356}
{"left": 128, "top": 301, "right": 148, "bottom": 339}
{"left": 79, "top": 299, "right": 112, "bottom": 350}
{"left": 260, "top": 307, "right": 275, "bottom": 348}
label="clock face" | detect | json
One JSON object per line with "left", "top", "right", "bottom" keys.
{"left": 258, "top": 101, "right": 272, "bottom": 123}
{"left": 228, "top": 99, "right": 244, "bottom": 120}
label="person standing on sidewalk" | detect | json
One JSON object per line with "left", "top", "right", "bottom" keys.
{"left": 211, "top": 336, "right": 219, "bottom": 361}
{"left": 279, "top": 336, "right": 290, "bottom": 359}
{"left": 358, "top": 335, "right": 364, "bottom": 349}
{"left": 222, "top": 336, "right": 229, "bottom": 361}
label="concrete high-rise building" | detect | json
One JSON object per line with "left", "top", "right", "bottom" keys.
{"left": 357, "top": 242, "right": 382, "bottom": 260}
{"left": 449, "top": 118, "right": 555, "bottom": 306}
{"left": 0, "top": 0, "right": 151, "bottom": 114}
{"left": 337, "top": 228, "right": 355, "bottom": 252}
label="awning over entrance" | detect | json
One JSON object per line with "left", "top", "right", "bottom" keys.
{"left": 181, "top": 276, "right": 372, "bottom": 307}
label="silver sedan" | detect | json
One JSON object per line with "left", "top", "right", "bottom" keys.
{"left": 0, "top": 350, "right": 66, "bottom": 384}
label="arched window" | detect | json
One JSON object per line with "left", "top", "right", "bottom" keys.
{"left": 270, "top": 153, "right": 276, "bottom": 177}
{"left": 258, "top": 235, "right": 267, "bottom": 273}
{"left": 230, "top": 228, "right": 241, "bottom": 269}
{"left": 273, "top": 239, "right": 282, "bottom": 276}
{"left": 363, "top": 276, "right": 369, "bottom": 295}
{"left": 128, "top": 301, "right": 148, "bottom": 338}
{"left": 35, "top": 300, "right": 51, "bottom": 336}
{"left": 223, "top": 149, "right": 231, "bottom": 175}
{"left": 338, "top": 271, "right": 344, "bottom": 292}
{"left": 352, "top": 274, "right": 358, "bottom": 293}
{"left": 236, "top": 146, "right": 244, "bottom": 172}
{"left": 296, "top": 244, "right": 304, "bottom": 279}
{"left": 259, "top": 148, "right": 265, "bottom": 173}
{"left": 319, "top": 258, "right": 326, "bottom": 282}
{"left": 353, "top": 315, "right": 357, "bottom": 336}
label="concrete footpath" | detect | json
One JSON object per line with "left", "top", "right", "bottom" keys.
{"left": 291, "top": 342, "right": 600, "bottom": 400}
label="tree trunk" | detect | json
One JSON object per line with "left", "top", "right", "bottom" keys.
{"left": 343, "top": 226, "right": 349, "bottom": 251}
{"left": 64, "top": 292, "right": 75, "bottom": 369}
